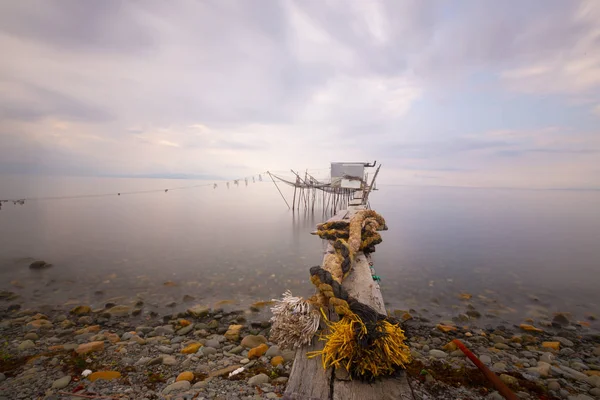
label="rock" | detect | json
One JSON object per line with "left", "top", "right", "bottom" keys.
{"left": 282, "top": 350, "right": 296, "bottom": 362}
{"left": 162, "top": 380, "right": 191, "bottom": 394}
{"left": 429, "top": 349, "right": 447, "bottom": 359}
{"left": 519, "top": 324, "right": 543, "bottom": 333}
{"left": 552, "top": 313, "right": 570, "bottom": 326}
{"left": 542, "top": 341, "right": 560, "bottom": 351}
{"left": 560, "top": 348, "right": 575, "bottom": 356}
{"left": 248, "top": 373, "right": 269, "bottom": 385}
{"left": 240, "top": 358, "right": 250, "bottom": 364}
{"left": 272, "top": 376, "right": 288, "bottom": 385}
{"left": 466, "top": 310, "right": 481, "bottom": 318}
{"left": 207, "top": 319, "right": 219, "bottom": 329}
{"left": 181, "top": 342, "right": 202, "bottom": 354}
{"left": 266, "top": 393, "right": 279, "bottom": 399}
{"left": 436, "top": 324, "right": 457, "bottom": 333}
{"left": 230, "top": 345, "right": 244, "bottom": 354}
{"left": 569, "top": 395, "right": 593, "bottom": 400}
{"left": 224, "top": 324, "right": 243, "bottom": 341}
{"left": 75, "top": 341, "right": 104, "bottom": 355}
{"left": 88, "top": 371, "right": 121, "bottom": 382}
{"left": 492, "top": 362, "right": 507, "bottom": 373}
{"left": 18, "top": 340, "right": 35, "bottom": 351}
{"left": 77, "top": 316, "right": 93, "bottom": 325}
{"left": 480, "top": 354, "right": 492, "bottom": 365}
{"left": 177, "top": 325, "right": 194, "bottom": 335}
{"left": 29, "top": 260, "right": 51, "bottom": 269}
{"left": 266, "top": 345, "right": 281, "bottom": 357}
{"left": 51, "top": 375, "right": 71, "bottom": 389}
{"left": 548, "top": 381, "right": 560, "bottom": 391}
{"left": 147, "top": 356, "right": 163, "bottom": 366}
{"left": 157, "top": 345, "right": 173, "bottom": 354}
{"left": 271, "top": 356, "right": 284, "bottom": 367}
{"left": 162, "top": 355, "right": 177, "bottom": 365}
{"left": 552, "top": 336, "right": 574, "bottom": 347}
{"left": 23, "top": 332, "right": 38, "bottom": 340}
{"left": 248, "top": 343, "right": 269, "bottom": 359}
{"left": 26, "top": 319, "right": 53, "bottom": 329}
{"left": 559, "top": 365, "right": 588, "bottom": 381}
{"left": 494, "top": 343, "right": 510, "bottom": 350}
{"left": 593, "top": 347, "right": 600, "bottom": 357}
{"left": 70, "top": 305, "right": 91, "bottom": 315}
{"left": 241, "top": 335, "right": 267, "bottom": 348}
{"left": 589, "top": 388, "right": 600, "bottom": 397}
{"left": 176, "top": 371, "right": 194, "bottom": 382}
{"left": 540, "top": 352, "right": 554, "bottom": 364}
{"left": 0, "top": 373, "right": 5, "bottom": 382}
{"left": 499, "top": 374, "right": 519, "bottom": 387}
{"left": 202, "top": 346, "right": 217, "bottom": 356}
{"left": 527, "top": 361, "right": 551, "bottom": 377}
{"left": 205, "top": 339, "right": 220, "bottom": 349}
{"left": 187, "top": 305, "right": 210, "bottom": 318}
{"left": 106, "top": 305, "right": 131, "bottom": 317}
{"left": 130, "top": 335, "right": 146, "bottom": 345}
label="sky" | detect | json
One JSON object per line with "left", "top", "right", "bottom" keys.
{"left": 0, "top": 1, "right": 599, "bottom": 189}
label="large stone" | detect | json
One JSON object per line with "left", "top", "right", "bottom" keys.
{"left": 552, "top": 313, "right": 570, "bottom": 326}
{"left": 429, "top": 349, "right": 448, "bottom": 359}
{"left": 26, "top": 319, "right": 53, "bottom": 330}
{"left": 181, "top": 342, "right": 203, "bottom": 354}
{"left": 265, "top": 345, "right": 282, "bottom": 358}
{"left": 241, "top": 335, "right": 267, "bottom": 349}
{"left": 75, "top": 341, "right": 104, "bottom": 355}
{"left": 88, "top": 371, "right": 121, "bottom": 382}
{"left": 70, "top": 305, "right": 91, "bottom": 315}
{"left": 271, "top": 356, "right": 284, "bottom": 367}
{"left": 224, "top": 324, "right": 243, "bottom": 341}
{"left": 29, "top": 260, "right": 52, "bottom": 269}
{"left": 51, "top": 375, "right": 71, "bottom": 389}
{"left": 248, "top": 343, "right": 269, "bottom": 359}
{"left": 187, "top": 305, "right": 209, "bottom": 318}
{"left": 248, "top": 373, "right": 269, "bottom": 385}
{"left": 499, "top": 374, "right": 519, "bottom": 387}
{"left": 162, "top": 380, "right": 191, "bottom": 395}
{"left": 176, "top": 371, "right": 194, "bottom": 382}
{"left": 105, "top": 305, "right": 132, "bottom": 317}
{"left": 18, "top": 340, "right": 35, "bottom": 351}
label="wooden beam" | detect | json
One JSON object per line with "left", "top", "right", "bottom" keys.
{"left": 284, "top": 201, "right": 413, "bottom": 400}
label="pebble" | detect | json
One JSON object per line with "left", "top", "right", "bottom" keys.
{"left": 24, "top": 332, "right": 38, "bottom": 340}
{"left": 177, "top": 325, "right": 194, "bottom": 335}
{"left": 480, "top": 354, "right": 492, "bottom": 365}
{"left": 241, "top": 335, "right": 267, "bottom": 348}
{"left": 202, "top": 346, "right": 218, "bottom": 356}
{"left": 205, "top": 339, "right": 220, "bottom": 349}
{"left": 240, "top": 358, "right": 250, "bottom": 364}
{"left": 51, "top": 375, "right": 71, "bottom": 389}
{"left": 495, "top": 343, "right": 510, "bottom": 350}
{"left": 248, "top": 373, "right": 269, "bottom": 385}
{"left": 0, "top": 373, "right": 5, "bottom": 382}
{"left": 492, "top": 362, "right": 507, "bottom": 373}
{"left": 548, "top": 381, "right": 561, "bottom": 391}
{"left": 162, "top": 380, "right": 191, "bottom": 394}
{"left": 265, "top": 345, "right": 282, "bottom": 357}
{"left": 540, "top": 352, "right": 555, "bottom": 364}
{"left": 429, "top": 349, "right": 447, "bottom": 359}
{"left": 158, "top": 345, "right": 174, "bottom": 354}
{"left": 18, "top": 340, "right": 35, "bottom": 350}
{"left": 499, "top": 374, "right": 519, "bottom": 387}
{"left": 162, "top": 355, "right": 177, "bottom": 365}
{"left": 589, "top": 388, "right": 600, "bottom": 397}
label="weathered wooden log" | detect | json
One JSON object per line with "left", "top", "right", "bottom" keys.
{"left": 284, "top": 205, "right": 413, "bottom": 400}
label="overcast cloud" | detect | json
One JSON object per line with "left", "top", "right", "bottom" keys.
{"left": 0, "top": 0, "right": 599, "bottom": 188}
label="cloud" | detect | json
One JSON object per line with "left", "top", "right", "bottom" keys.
{"left": 0, "top": 0, "right": 598, "bottom": 189}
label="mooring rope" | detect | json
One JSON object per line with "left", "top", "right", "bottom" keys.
{"left": 270, "top": 210, "right": 411, "bottom": 380}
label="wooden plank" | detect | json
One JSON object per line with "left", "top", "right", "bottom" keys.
{"left": 285, "top": 199, "right": 413, "bottom": 400}
{"left": 332, "top": 252, "right": 413, "bottom": 400}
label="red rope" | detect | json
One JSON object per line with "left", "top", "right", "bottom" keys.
{"left": 452, "top": 339, "right": 518, "bottom": 400}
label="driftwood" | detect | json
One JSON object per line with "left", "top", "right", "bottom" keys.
{"left": 284, "top": 204, "right": 414, "bottom": 400}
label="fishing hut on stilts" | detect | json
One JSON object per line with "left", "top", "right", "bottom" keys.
{"left": 268, "top": 162, "right": 414, "bottom": 400}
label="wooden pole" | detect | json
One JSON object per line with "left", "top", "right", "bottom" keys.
{"left": 363, "top": 164, "right": 381, "bottom": 205}
{"left": 268, "top": 172, "right": 290, "bottom": 209}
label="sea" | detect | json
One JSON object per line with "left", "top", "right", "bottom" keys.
{"left": 1, "top": 175, "right": 599, "bottom": 329}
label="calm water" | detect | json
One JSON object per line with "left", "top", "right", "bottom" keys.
{"left": 1, "top": 175, "right": 599, "bottom": 328}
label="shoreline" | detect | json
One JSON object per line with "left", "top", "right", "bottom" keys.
{"left": 0, "top": 300, "right": 599, "bottom": 400}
